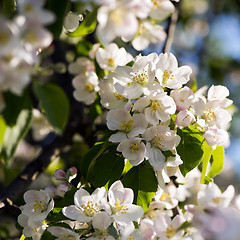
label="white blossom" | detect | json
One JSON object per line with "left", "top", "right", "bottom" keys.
{"left": 96, "top": 43, "right": 132, "bottom": 71}
{"left": 72, "top": 71, "right": 99, "bottom": 105}
{"left": 132, "top": 20, "right": 166, "bottom": 51}
{"left": 107, "top": 180, "right": 144, "bottom": 224}
{"left": 62, "top": 187, "right": 108, "bottom": 223}
{"left": 156, "top": 53, "right": 192, "bottom": 89}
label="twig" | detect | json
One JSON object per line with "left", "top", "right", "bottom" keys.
{"left": 163, "top": 4, "right": 179, "bottom": 53}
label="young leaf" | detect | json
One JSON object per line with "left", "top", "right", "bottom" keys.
{"left": 0, "top": 109, "right": 32, "bottom": 166}
{"left": 80, "top": 141, "right": 112, "bottom": 179}
{"left": 200, "top": 141, "right": 213, "bottom": 184}
{"left": 207, "top": 146, "right": 224, "bottom": 179}
{"left": 33, "top": 82, "right": 70, "bottom": 135}
{"left": 68, "top": 8, "right": 97, "bottom": 37}
{"left": 122, "top": 162, "right": 158, "bottom": 211}
{"left": 177, "top": 126, "right": 204, "bottom": 176}
{"left": 87, "top": 152, "right": 124, "bottom": 188}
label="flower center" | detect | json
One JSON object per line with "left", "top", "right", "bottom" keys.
{"left": 131, "top": 143, "right": 139, "bottom": 152}
{"left": 162, "top": 70, "right": 174, "bottom": 84}
{"left": 166, "top": 224, "right": 176, "bottom": 238}
{"left": 84, "top": 83, "right": 94, "bottom": 92}
{"left": 81, "top": 201, "right": 98, "bottom": 217}
{"left": 110, "top": 8, "right": 125, "bottom": 25}
{"left": 113, "top": 199, "right": 129, "bottom": 215}
{"left": 132, "top": 70, "right": 149, "bottom": 86}
{"left": 150, "top": 100, "right": 162, "bottom": 111}
{"left": 0, "top": 32, "right": 8, "bottom": 44}
{"left": 33, "top": 200, "right": 47, "bottom": 212}
{"left": 213, "top": 196, "right": 223, "bottom": 204}
{"left": 120, "top": 120, "right": 134, "bottom": 132}
{"left": 151, "top": 0, "right": 162, "bottom": 8}
{"left": 127, "top": 233, "right": 136, "bottom": 240}
{"left": 204, "top": 108, "right": 217, "bottom": 122}
{"left": 107, "top": 58, "right": 115, "bottom": 67}
{"left": 159, "top": 192, "right": 170, "bottom": 201}
{"left": 24, "top": 3, "right": 33, "bottom": 12}
{"left": 152, "top": 133, "right": 165, "bottom": 149}
{"left": 114, "top": 93, "right": 126, "bottom": 101}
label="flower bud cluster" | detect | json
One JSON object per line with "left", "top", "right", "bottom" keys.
{"left": 0, "top": 0, "right": 54, "bottom": 110}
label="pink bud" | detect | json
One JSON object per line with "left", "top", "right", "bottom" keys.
{"left": 54, "top": 169, "right": 66, "bottom": 180}
{"left": 67, "top": 167, "right": 77, "bottom": 176}
{"left": 56, "top": 183, "right": 69, "bottom": 197}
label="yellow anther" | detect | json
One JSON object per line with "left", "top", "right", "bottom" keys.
{"left": 33, "top": 200, "right": 46, "bottom": 212}
{"left": 114, "top": 93, "right": 126, "bottom": 100}
{"left": 110, "top": 8, "right": 124, "bottom": 25}
{"left": 162, "top": 69, "right": 174, "bottom": 84}
{"left": 24, "top": 3, "right": 33, "bottom": 12}
{"left": 150, "top": 100, "right": 162, "bottom": 111}
{"left": 159, "top": 192, "right": 170, "bottom": 201}
{"left": 131, "top": 143, "right": 139, "bottom": 152}
{"left": 152, "top": 134, "right": 165, "bottom": 149}
{"left": 213, "top": 196, "right": 223, "bottom": 204}
{"left": 113, "top": 199, "right": 129, "bottom": 215}
{"left": 81, "top": 201, "right": 98, "bottom": 217}
{"left": 204, "top": 108, "right": 217, "bottom": 122}
{"left": 0, "top": 32, "right": 8, "bottom": 44}
{"left": 84, "top": 83, "right": 94, "bottom": 92}
{"left": 120, "top": 120, "right": 134, "bottom": 131}
{"left": 107, "top": 58, "right": 115, "bottom": 67}
{"left": 132, "top": 70, "right": 149, "bottom": 86}
{"left": 166, "top": 224, "right": 176, "bottom": 238}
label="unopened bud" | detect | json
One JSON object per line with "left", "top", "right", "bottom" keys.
{"left": 67, "top": 167, "right": 77, "bottom": 182}
{"left": 56, "top": 183, "right": 69, "bottom": 197}
{"left": 54, "top": 169, "right": 66, "bottom": 180}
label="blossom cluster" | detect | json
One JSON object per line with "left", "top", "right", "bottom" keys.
{"left": 66, "top": 0, "right": 180, "bottom": 51}
{"left": 0, "top": 0, "right": 54, "bottom": 111}
{"left": 17, "top": 167, "right": 240, "bottom": 240}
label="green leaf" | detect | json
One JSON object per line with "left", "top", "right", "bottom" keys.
{"left": 41, "top": 230, "right": 56, "bottom": 240}
{"left": 68, "top": 8, "right": 97, "bottom": 37}
{"left": 122, "top": 162, "right": 158, "bottom": 211}
{"left": 2, "top": 90, "right": 32, "bottom": 126}
{"left": 200, "top": 141, "right": 213, "bottom": 184}
{"left": 0, "top": 109, "right": 32, "bottom": 166}
{"left": 87, "top": 152, "right": 124, "bottom": 188}
{"left": 0, "top": 117, "right": 6, "bottom": 144}
{"left": 207, "top": 146, "right": 224, "bottom": 178}
{"left": 80, "top": 141, "right": 111, "bottom": 179}
{"left": 45, "top": 0, "right": 70, "bottom": 38}
{"left": 0, "top": 0, "right": 16, "bottom": 17}
{"left": 177, "top": 126, "right": 204, "bottom": 176}
{"left": 76, "top": 41, "right": 93, "bottom": 56}
{"left": 33, "top": 82, "right": 70, "bottom": 134}
{"left": 107, "top": 223, "right": 119, "bottom": 239}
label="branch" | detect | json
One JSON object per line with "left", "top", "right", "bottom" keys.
{"left": 163, "top": 4, "right": 179, "bottom": 53}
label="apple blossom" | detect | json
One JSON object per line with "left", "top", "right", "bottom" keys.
{"left": 97, "top": 0, "right": 138, "bottom": 44}
{"left": 62, "top": 187, "right": 108, "bottom": 223}
{"left": 175, "top": 110, "right": 195, "bottom": 129}
{"left": 21, "top": 190, "right": 54, "bottom": 223}
{"left": 117, "top": 138, "right": 146, "bottom": 166}
{"left": 72, "top": 71, "right": 99, "bottom": 105}
{"left": 107, "top": 180, "right": 144, "bottom": 224}
{"left": 149, "top": 0, "right": 175, "bottom": 21}
{"left": 156, "top": 53, "right": 192, "bottom": 89}
{"left": 68, "top": 57, "right": 95, "bottom": 75}
{"left": 203, "top": 127, "right": 229, "bottom": 149}
{"left": 197, "top": 182, "right": 235, "bottom": 209}
{"left": 106, "top": 109, "right": 148, "bottom": 142}
{"left": 143, "top": 125, "right": 181, "bottom": 170}
{"left": 170, "top": 86, "right": 194, "bottom": 111}
{"left": 132, "top": 20, "right": 166, "bottom": 51}
{"left": 96, "top": 43, "right": 133, "bottom": 71}
{"left": 98, "top": 76, "right": 129, "bottom": 109}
